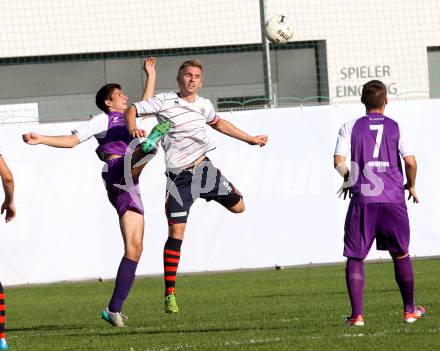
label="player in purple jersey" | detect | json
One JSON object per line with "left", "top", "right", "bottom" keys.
{"left": 125, "top": 59, "right": 268, "bottom": 314}
{"left": 22, "top": 58, "right": 168, "bottom": 327}
{"left": 334, "top": 80, "right": 424, "bottom": 326}
{"left": 0, "top": 151, "right": 15, "bottom": 350}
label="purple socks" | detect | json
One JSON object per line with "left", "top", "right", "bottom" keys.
{"left": 393, "top": 255, "right": 415, "bottom": 313}
{"left": 346, "top": 255, "right": 415, "bottom": 317}
{"left": 346, "top": 258, "right": 365, "bottom": 318}
{"left": 108, "top": 257, "right": 138, "bottom": 313}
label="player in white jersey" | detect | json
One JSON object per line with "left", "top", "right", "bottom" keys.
{"left": 125, "top": 59, "right": 268, "bottom": 313}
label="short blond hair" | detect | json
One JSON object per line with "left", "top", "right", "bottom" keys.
{"left": 178, "top": 59, "right": 203, "bottom": 76}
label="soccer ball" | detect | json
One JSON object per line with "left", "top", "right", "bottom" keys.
{"left": 265, "top": 15, "right": 294, "bottom": 44}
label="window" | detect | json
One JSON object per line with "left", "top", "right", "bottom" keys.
{"left": 0, "top": 42, "right": 329, "bottom": 122}
{"left": 428, "top": 47, "right": 440, "bottom": 99}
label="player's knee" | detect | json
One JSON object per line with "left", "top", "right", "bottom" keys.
{"left": 126, "top": 242, "right": 143, "bottom": 261}
{"left": 169, "top": 232, "right": 184, "bottom": 241}
{"left": 169, "top": 224, "right": 186, "bottom": 240}
{"left": 229, "top": 199, "right": 245, "bottom": 213}
{"left": 391, "top": 252, "right": 409, "bottom": 260}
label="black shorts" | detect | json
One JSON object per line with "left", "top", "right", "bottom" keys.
{"left": 165, "top": 157, "right": 242, "bottom": 224}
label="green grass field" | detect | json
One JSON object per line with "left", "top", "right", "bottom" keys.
{"left": 5, "top": 259, "right": 439, "bottom": 350}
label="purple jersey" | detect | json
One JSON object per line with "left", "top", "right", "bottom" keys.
{"left": 335, "top": 113, "right": 415, "bottom": 204}
{"left": 72, "top": 111, "right": 143, "bottom": 217}
{"left": 350, "top": 114, "right": 403, "bottom": 203}
{"left": 95, "top": 112, "right": 134, "bottom": 161}
{"left": 73, "top": 111, "right": 134, "bottom": 161}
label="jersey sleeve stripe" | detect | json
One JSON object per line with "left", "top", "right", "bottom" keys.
{"left": 207, "top": 115, "right": 220, "bottom": 125}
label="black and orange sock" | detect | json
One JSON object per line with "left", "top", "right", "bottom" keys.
{"left": 163, "top": 237, "right": 182, "bottom": 295}
{"left": 0, "top": 282, "right": 5, "bottom": 339}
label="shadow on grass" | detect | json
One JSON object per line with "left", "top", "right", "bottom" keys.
{"left": 254, "top": 286, "right": 410, "bottom": 299}
{"left": 254, "top": 290, "right": 346, "bottom": 298}
{"left": 8, "top": 324, "right": 89, "bottom": 332}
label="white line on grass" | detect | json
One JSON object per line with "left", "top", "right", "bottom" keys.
{"left": 136, "top": 337, "right": 284, "bottom": 351}
{"left": 339, "top": 326, "right": 440, "bottom": 339}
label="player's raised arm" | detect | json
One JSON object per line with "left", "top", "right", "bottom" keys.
{"left": 0, "top": 155, "right": 15, "bottom": 222}
{"left": 210, "top": 118, "right": 268, "bottom": 147}
{"left": 403, "top": 155, "right": 419, "bottom": 203}
{"left": 22, "top": 132, "right": 80, "bottom": 148}
{"left": 141, "top": 57, "right": 156, "bottom": 101}
{"left": 123, "top": 57, "right": 158, "bottom": 139}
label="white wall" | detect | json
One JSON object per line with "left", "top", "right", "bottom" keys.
{"left": 0, "top": 101, "right": 439, "bottom": 285}
{"left": 1, "top": 1, "right": 439, "bottom": 102}
{"left": 272, "top": 0, "right": 440, "bottom": 102}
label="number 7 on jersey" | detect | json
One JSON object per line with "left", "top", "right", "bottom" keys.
{"left": 369, "top": 124, "right": 383, "bottom": 158}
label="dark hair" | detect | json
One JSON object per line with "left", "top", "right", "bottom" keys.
{"left": 177, "top": 59, "right": 203, "bottom": 76}
{"left": 361, "top": 80, "right": 387, "bottom": 110}
{"left": 95, "top": 83, "right": 122, "bottom": 113}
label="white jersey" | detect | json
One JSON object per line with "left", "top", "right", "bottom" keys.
{"left": 134, "top": 92, "right": 220, "bottom": 169}
{"left": 72, "top": 113, "right": 108, "bottom": 142}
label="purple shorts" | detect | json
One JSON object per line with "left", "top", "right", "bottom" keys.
{"left": 101, "top": 157, "right": 144, "bottom": 217}
{"left": 343, "top": 202, "right": 410, "bottom": 259}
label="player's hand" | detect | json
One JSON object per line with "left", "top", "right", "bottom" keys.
{"left": 1, "top": 201, "right": 16, "bottom": 223}
{"left": 248, "top": 135, "right": 268, "bottom": 147}
{"left": 22, "top": 132, "right": 42, "bottom": 145}
{"left": 337, "top": 185, "right": 352, "bottom": 200}
{"left": 130, "top": 128, "right": 147, "bottom": 138}
{"left": 404, "top": 183, "right": 419, "bottom": 203}
{"left": 143, "top": 57, "right": 156, "bottom": 76}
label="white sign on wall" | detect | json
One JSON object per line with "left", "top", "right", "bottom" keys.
{"left": 335, "top": 65, "right": 398, "bottom": 98}
{"left": 0, "top": 103, "right": 39, "bottom": 124}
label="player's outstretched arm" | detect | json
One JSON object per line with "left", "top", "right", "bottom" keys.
{"left": 403, "top": 155, "right": 419, "bottom": 203}
{"left": 0, "top": 156, "right": 15, "bottom": 222}
{"left": 22, "top": 132, "right": 80, "bottom": 148}
{"left": 141, "top": 57, "right": 157, "bottom": 101}
{"left": 210, "top": 118, "right": 268, "bottom": 147}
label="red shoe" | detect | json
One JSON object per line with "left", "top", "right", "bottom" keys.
{"left": 404, "top": 306, "right": 425, "bottom": 323}
{"left": 345, "top": 315, "right": 364, "bottom": 327}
